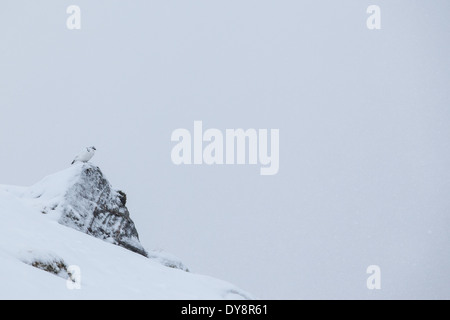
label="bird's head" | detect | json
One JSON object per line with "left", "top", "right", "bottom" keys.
{"left": 89, "top": 146, "right": 97, "bottom": 152}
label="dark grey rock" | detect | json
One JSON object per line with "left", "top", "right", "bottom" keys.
{"left": 58, "top": 164, "right": 148, "bottom": 257}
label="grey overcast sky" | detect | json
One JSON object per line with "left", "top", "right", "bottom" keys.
{"left": 1, "top": 1, "right": 450, "bottom": 299}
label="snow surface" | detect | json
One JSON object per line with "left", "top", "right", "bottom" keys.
{"left": 0, "top": 167, "right": 252, "bottom": 299}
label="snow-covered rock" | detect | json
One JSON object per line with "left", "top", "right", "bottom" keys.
{"left": 0, "top": 164, "right": 251, "bottom": 299}
{"left": 45, "top": 163, "right": 146, "bottom": 257}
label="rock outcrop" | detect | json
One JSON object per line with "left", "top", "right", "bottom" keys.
{"left": 23, "top": 162, "right": 189, "bottom": 271}
{"left": 58, "top": 164, "right": 147, "bottom": 257}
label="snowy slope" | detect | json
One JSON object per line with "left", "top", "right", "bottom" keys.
{"left": 0, "top": 165, "right": 251, "bottom": 299}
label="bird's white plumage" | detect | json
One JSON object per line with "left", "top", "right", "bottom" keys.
{"left": 71, "top": 146, "right": 96, "bottom": 165}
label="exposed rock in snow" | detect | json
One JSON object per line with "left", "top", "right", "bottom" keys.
{"left": 22, "top": 163, "right": 147, "bottom": 257}
{"left": 57, "top": 164, "right": 147, "bottom": 257}
{"left": 147, "top": 250, "right": 190, "bottom": 272}
{"left": 20, "top": 250, "right": 74, "bottom": 281}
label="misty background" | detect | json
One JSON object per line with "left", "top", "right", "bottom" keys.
{"left": 1, "top": 1, "right": 449, "bottom": 299}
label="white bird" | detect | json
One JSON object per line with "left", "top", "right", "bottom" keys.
{"left": 71, "top": 146, "right": 96, "bottom": 165}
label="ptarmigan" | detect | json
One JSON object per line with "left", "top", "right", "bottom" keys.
{"left": 71, "top": 146, "right": 96, "bottom": 165}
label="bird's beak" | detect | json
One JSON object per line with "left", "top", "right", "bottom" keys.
{"left": 92, "top": 147, "right": 96, "bottom": 151}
